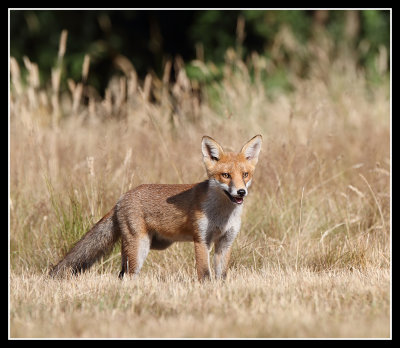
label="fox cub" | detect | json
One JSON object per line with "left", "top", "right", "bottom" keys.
{"left": 49, "top": 135, "right": 262, "bottom": 281}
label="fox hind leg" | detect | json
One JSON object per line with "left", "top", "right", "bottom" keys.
{"left": 118, "top": 243, "right": 128, "bottom": 279}
{"left": 119, "top": 231, "right": 150, "bottom": 278}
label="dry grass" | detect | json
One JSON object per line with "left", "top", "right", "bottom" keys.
{"left": 9, "top": 29, "right": 390, "bottom": 338}
{"left": 10, "top": 267, "right": 390, "bottom": 338}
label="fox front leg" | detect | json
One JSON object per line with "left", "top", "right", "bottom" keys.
{"left": 213, "top": 231, "right": 237, "bottom": 280}
{"left": 193, "top": 239, "right": 211, "bottom": 281}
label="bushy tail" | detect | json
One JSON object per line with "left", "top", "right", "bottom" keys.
{"left": 49, "top": 208, "right": 120, "bottom": 277}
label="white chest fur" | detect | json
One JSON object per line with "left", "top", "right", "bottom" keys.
{"left": 198, "top": 187, "right": 243, "bottom": 247}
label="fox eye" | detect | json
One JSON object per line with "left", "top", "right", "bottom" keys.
{"left": 221, "top": 173, "right": 231, "bottom": 179}
{"left": 243, "top": 172, "right": 249, "bottom": 178}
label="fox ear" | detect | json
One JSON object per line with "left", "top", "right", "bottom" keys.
{"left": 202, "top": 136, "right": 224, "bottom": 161}
{"left": 240, "top": 135, "right": 263, "bottom": 164}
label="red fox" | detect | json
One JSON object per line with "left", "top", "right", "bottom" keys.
{"left": 49, "top": 134, "right": 262, "bottom": 281}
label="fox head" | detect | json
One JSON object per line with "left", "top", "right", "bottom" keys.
{"left": 201, "top": 134, "right": 262, "bottom": 205}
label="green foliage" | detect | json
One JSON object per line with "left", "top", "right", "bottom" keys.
{"left": 362, "top": 10, "right": 390, "bottom": 49}
{"left": 244, "top": 10, "right": 313, "bottom": 43}
{"left": 360, "top": 10, "right": 390, "bottom": 85}
{"left": 10, "top": 10, "right": 390, "bottom": 95}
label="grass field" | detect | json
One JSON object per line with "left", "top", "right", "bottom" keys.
{"left": 9, "top": 30, "right": 391, "bottom": 338}
{"left": 10, "top": 268, "right": 389, "bottom": 338}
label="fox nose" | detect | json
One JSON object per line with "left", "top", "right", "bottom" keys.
{"left": 237, "top": 189, "right": 246, "bottom": 197}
